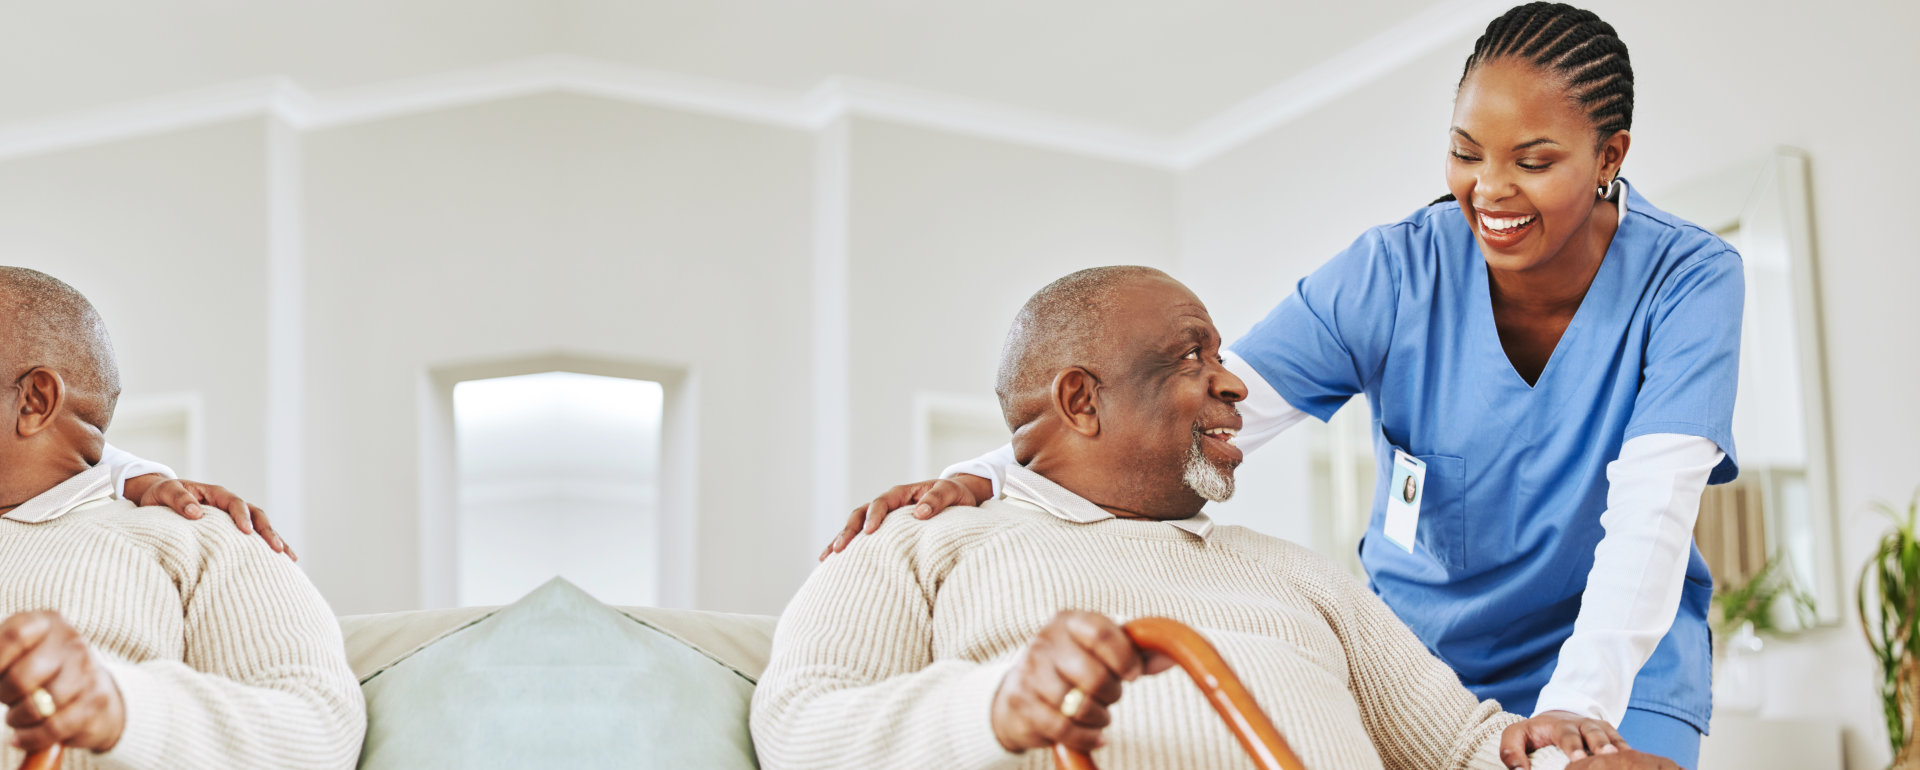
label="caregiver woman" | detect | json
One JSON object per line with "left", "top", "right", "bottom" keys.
{"left": 825, "top": 4, "right": 1740, "bottom": 769}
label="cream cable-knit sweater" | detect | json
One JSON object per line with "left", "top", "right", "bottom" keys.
{"left": 752, "top": 498, "right": 1522, "bottom": 770}
{"left": 0, "top": 497, "right": 365, "bottom": 769}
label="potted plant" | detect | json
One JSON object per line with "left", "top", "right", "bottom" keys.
{"left": 1714, "top": 556, "right": 1818, "bottom": 637}
{"left": 1860, "top": 489, "right": 1920, "bottom": 767}
{"left": 1711, "top": 555, "right": 1817, "bottom": 712}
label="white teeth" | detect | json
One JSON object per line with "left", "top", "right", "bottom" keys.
{"left": 1478, "top": 212, "right": 1537, "bottom": 231}
{"left": 1203, "top": 427, "right": 1238, "bottom": 445}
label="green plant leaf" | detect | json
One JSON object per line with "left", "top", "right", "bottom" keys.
{"left": 1859, "top": 488, "right": 1920, "bottom": 761}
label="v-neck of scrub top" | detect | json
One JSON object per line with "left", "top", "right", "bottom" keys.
{"left": 1227, "top": 178, "right": 1738, "bottom": 733}
{"left": 1467, "top": 189, "right": 1632, "bottom": 440}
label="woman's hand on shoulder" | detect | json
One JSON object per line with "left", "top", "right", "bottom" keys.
{"left": 1500, "top": 710, "right": 1627, "bottom": 768}
{"left": 123, "top": 474, "right": 295, "bottom": 560}
{"left": 819, "top": 475, "right": 992, "bottom": 561}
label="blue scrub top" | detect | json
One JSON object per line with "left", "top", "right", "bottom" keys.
{"left": 1231, "top": 183, "right": 1742, "bottom": 732}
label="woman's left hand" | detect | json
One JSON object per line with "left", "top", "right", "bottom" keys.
{"left": 123, "top": 474, "right": 295, "bottom": 560}
{"left": 1500, "top": 710, "right": 1627, "bottom": 768}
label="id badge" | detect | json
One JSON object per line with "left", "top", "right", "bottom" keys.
{"left": 1383, "top": 449, "right": 1426, "bottom": 553}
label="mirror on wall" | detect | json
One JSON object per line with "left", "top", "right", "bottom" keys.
{"left": 1659, "top": 148, "right": 1837, "bottom": 630}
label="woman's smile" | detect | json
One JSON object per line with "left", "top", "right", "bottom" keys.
{"left": 1475, "top": 208, "right": 1540, "bottom": 249}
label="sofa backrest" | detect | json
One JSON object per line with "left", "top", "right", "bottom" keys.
{"left": 336, "top": 579, "right": 779, "bottom": 769}
{"left": 340, "top": 602, "right": 777, "bottom": 683}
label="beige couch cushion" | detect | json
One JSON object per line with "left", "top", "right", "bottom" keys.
{"left": 339, "top": 598, "right": 777, "bottom": 683}
{"left": 341, "top": 579, "right": 779, "bottom": 768}
{"left": 612, "top": 604, "right": 777, "bottom": 681}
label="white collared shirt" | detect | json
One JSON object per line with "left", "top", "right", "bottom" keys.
{"left": 1000, "top": 463, "right": 1215, "bottom": 541}
{"left": 1, "top": 464, "right": 115, "bottom": 524}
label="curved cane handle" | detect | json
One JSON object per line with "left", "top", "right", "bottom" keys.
{"left": 1052, "top": 617, "right": 1307, "bottom": 770}
{"left": 17, "top": 746, "right": 61, "bottom": 770}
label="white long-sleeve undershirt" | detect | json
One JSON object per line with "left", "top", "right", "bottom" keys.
{"left": 98, "top": 443, "right": 178, "bottom": 499}
{"left": 1532, "top": 432, "right": 1721, "bottom": 724}
{"left": 940, "top": 350, "right": 1718, "bottom": 726}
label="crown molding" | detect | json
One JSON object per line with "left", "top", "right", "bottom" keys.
{"left": 290, "top": 55, "right": 821, "bottom": 131}
{"left": 0, "top": 54, "right": 1179, "bottom": 168}
{"left": 1173, "top": 0, "right": 1510, "bottom": 168}
{"left": 0, "top": 78, "right": 288, "bottom": 162}
{"left": 813, "top": 77, "right": 1179, "bottom": 169}
{"left": 0, "top": 1, "right": 1497, "bottom": 171}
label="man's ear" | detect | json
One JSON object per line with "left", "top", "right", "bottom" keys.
{"left": 1048, "top": 367, "right": 1100, "bottom": 438}
{"left": 14, "top": 368, "right": 65, "bottom": 439}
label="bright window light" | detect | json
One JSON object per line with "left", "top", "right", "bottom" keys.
{"left": 452, "top": 371, "right": 664, "bottom": 607}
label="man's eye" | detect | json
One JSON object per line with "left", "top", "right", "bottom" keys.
{"left": 1183, "top": 348, "right": 1201, "bottom": 360}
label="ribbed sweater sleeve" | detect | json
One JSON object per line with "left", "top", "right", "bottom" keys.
{"left": 1289, "top": 548, "right": 1517, "bottom": 770}
{"left": 88, "top": 515, "right": 365, "bottom": 770}
{"left": 756, "top": 500, "right": 1528, "bottom": 770}
{"left": 751, "top": 513, "right": 1020, "bottom": 770}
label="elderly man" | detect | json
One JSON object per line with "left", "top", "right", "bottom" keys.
{"left": 752, "top": 266, "right": 1675, "bottom": 770}
{"left": 0, "top": 267, "right": 363, "bottom": 768}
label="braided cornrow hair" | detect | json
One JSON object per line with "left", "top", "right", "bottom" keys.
{"left": 1431, "top": 3, "right": 1633, "bottom": 206}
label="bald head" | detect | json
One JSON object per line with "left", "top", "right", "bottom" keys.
{"left": 994, "top": 265, "right": 1170, "bottom": 431}
{"left": 0, "top": 267, "right": 120, "bottom": 430}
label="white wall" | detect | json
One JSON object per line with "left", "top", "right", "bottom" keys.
{"left": 301, "top": 94, "right": 817, "bottom": 615}
{"left": 844, "top": 119, "right": 1179, "bottom": 510}
{"left": 1178, "top": 1, "right": 1920, "bottom": 765}
{"left": 0, "top": 120, "right": 272, "bottom": 518}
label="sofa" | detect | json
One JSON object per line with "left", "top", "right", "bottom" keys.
{"left": 337, "top": 579, "right": 776, "bottom": 768}
{"left": 333, "top": 579, "right": 1598, "bottom": 770}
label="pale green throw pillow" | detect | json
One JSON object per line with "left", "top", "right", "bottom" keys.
{"left": 356, "top": 578, "right": 759, "bottom": 769}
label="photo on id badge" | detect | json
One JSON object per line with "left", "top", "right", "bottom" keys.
{"left": 1384, "top": 449, "right": 1426, "bottom": 553}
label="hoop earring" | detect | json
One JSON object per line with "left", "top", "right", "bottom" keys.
{"left": 1596, "top": 178, "right": 1621, "bottom": 199}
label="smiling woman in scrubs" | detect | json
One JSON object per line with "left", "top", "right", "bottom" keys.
{"left": 824, "top": 4, "right": 1738, "bottom": 769}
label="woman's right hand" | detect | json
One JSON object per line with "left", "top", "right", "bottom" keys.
{"left": 819, "top": 474, "right": 993, "bottom": 560}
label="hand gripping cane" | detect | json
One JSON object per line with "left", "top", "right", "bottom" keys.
{"left": 1052, "top": 617, "right": 1307, "bottom": 770}
{"left": 17, "top": 746, "right": 60, "bottom": 770}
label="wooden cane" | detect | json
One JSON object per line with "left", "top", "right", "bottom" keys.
{"left": 1052, "top": 617, "right": 1307, "bottom": 770}
{"left": 17, "top": 746, "right": 60, "bottom": 770}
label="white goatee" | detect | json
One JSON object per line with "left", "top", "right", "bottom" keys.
{"left": 1182, "top": 432, "right": 1235, "bottom": 502}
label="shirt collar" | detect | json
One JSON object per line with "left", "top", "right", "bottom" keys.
{"left": 1001, "top": 463, "right": 1215, "bottom": 541}
{"left": 1, "top": 464, "right": 114, "bottom": 524}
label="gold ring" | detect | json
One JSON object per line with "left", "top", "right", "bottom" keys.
{"left": 27, "top": 688, "right": 55, "bottom": 720}
{"left": 1059, "top": 687, "right": 1087, "bottom": 721}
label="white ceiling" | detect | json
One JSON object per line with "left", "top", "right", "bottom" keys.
{"left": 1, "top": 0, "right": 1457, "bottom": 136}
{"left": 564, "top": 0, "right": 1448, "bottom": 134}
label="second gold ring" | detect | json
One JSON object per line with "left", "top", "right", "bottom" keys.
{"left": 1059, "top": 687, "right": 1087, "bottom": 721}
{"left": 28, "top": 688, "right": 55, "bottom": 720}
